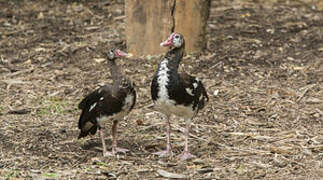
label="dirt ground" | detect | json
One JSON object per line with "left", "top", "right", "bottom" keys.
{"left": 0, "top": 0, "right": 322, "bottom": 179}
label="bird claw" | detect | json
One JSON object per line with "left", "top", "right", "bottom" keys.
{"left": 153, "top": 150, "right": 174, "bottom": 157}
{"left": 178, "top": 151, "right": 196, "bottom": 161}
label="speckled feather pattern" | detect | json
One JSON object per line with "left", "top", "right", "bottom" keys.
{"left": 151, "top": 46, "right": 208, "bottom": 119}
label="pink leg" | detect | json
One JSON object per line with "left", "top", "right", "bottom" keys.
{"left": 101, "top": 121, "right": 129, "bottom": 157}
{"left": 111, "top": 120, "right": 129, "bottom": 154}
{"left": 153, "top": 114, "right": 173, "bottom": 157}
{"left": 100, "top": 128, "right": 113, "bottom": 157}
{"left": 178, "top": 120, "right": 196, "bottom": 160}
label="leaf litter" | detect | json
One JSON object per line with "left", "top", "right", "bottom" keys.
{"left": 0, "top": 0, "right": 322, "bottom": 179}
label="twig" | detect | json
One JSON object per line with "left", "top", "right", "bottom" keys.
{"left": 5, "top": 67, "right": 34, "bottom": 77}
{"left": 7, "top": 108, "right": 31, "bottom": 114}
{"left": 193, "top": 123, "right": 218, "bottom": 128}
{"left": 172, "top": 125, "right": 208, "bottom": 142}
{"left": 296, "top": 84, "right": 315, "bottom": 102}
{"left": 1, "top": 79, "right": 31, "bottom": 90}
{"left": 141, "top": 123, "right": 164, "bottom": 131}
{"left": 142, "top": 103, "right": 154, "bottom": 109}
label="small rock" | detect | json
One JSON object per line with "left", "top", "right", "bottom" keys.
{"left": 266, "top": 28, "right": 275, "bottom": 34}
{"left": 94, "top": 58, "right": 106, "bottom": 63}
{"left": 287, "top": 57, "right": 295, "bottom": 61}
{"left": 146, "top": 55, "right": 152, "bottom": 60}
{"left": 37, "top": 12, "right": 44, "bottom": 19}
{"left": 213, "top": 90, "right": 219, "bottom": 96}
{"left": 102, "top": 171, "right": 117, "bottom": 179}
{"left": 157, "top": 169, "right": 187, "bottom": 179}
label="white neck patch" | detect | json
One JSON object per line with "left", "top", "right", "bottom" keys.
{"left": 157, "top": 59, "right": 170, "bottom": 100}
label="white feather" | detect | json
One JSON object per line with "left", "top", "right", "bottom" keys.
{"left": 157, "top": 59, "right": 170, "bottom": 100}
{"left": 185, "top": 88, "right": 194, "bottom": 96}
{"left": 89, "top": 102, "right": 97, "bottom": 112}
{"left": 193, "top": 82, "right": 198, "bottom": 89}
{"left": 154, "top": 59, "right": 198, "bottom": 118}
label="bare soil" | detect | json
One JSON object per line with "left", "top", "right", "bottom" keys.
{"left": 0, "top": 0, "right": 322, "bottom": 179}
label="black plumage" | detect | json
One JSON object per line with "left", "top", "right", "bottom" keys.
{"left": 151, "top": 33, "right": 209, "bottom": 160}
{"left": 78, "top": 49, "right": 136, "bottom": 156}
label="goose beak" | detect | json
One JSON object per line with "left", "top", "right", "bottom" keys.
{"left": 115, "top": 50, "right": 129, "bottom": 57}
{"left": 160, "top": 38, "right": 173, "bottom": 47}
{"left": 160, "top": 33, "right": 176, "bottom": 47}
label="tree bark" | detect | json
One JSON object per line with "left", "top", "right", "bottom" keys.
{"left": 126, "top": 0, "right": 210, "bottom": 56}
{"left": 174, "top": 0, "right": 210, "bottom": 53}
{"left": 125, "top": 0, "right": 175, "bottom": 56}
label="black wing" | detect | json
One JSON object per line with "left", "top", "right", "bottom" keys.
{"left": 179, "top": 73, "right": 209, "bottom": 111}
{"left": 78, "top": 85, "right": 121, "bottom": 138}
{"left": 78, "top": 85, "right": 108, "bottom": 111}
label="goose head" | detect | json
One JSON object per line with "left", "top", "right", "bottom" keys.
{"left": 160, "top": 32, "right": 185, "bottom": 48}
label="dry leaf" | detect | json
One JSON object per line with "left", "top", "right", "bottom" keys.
{"left": 269, "top": 145, "right": 292, "bottom": 155}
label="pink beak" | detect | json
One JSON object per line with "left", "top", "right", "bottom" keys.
{"left": 114, "top": 49, "right": 128, "bottom": 57}
{"left": 160, "top": 39, "right": 173, "bottom": 46}
{"left": 160, "top": 33, "right": 175, "bottom": 47}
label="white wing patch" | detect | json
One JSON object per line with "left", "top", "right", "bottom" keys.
{"left": 185, "top": 87, "right": 194, "bottom": 96}
{"left": 187, "top": 79, "right": 199, "bottom": 96}
{"left": 89, "top": 102, "right": 97, "bottom": 112}
{"left": 100, "top": 97, "right": 104, "bottom": 101}
{"left": 199, "top": 94, "right": 204, "bottom": 101}
{"left": 193, "top": 77, "right": 200, "bottom": 89}
{"left": 157, "top": 59, "right": 170, "bottom": 100}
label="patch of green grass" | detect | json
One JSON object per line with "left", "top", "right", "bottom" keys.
{"left": 42, "top": 172, "right": 59, "bottom": 178}
{"left": 36, "top": 97, "right": 75, "bottom": 116}
{"left": 95, "top": 161, "right": 109, "bottom": 167}
{"left": 5, "top": 169, "right": 20, "bottom": 180}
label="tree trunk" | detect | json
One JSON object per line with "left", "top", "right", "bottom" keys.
{"left": 174, "top": 0, "right": 210, "bottom": 53}
{"left": 125, "top": 0, "right": 175, "bottom": 56}
{"left": 126, "top": 0, "right": 210, "bottom": 56}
